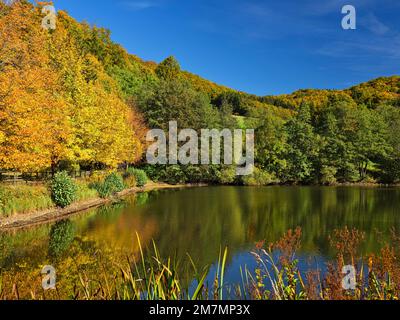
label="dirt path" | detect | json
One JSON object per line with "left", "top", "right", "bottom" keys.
{"left": 0, "top": 182, "right": 206, "bottom": 231}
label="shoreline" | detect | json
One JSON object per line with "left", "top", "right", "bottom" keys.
{"left": 0, "top": 182, "right": 206, "bottom": 232}
{"left": 1, "top": 182, "right": 398, "bottom": 232}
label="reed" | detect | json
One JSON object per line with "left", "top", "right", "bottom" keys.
{"left": 2, "top": 227, "right": 400, "bottom": 300}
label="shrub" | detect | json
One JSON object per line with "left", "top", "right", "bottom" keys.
{"left": 241, "top": 168, "right": 278, "bottom": 186}
{"left": 164, "top": 165, "right": 187, "bottom": 185}
{"left": 183, "top": 165, "right": 204, "bottom": 183}
{"left": 143, "top": 165, "right": 165, "bottom": 183}
{"left": 218, "top": 166, "right": 237, "bottom": 185}
{"left": 50, "top": 172, "right": 77, "bottom": 208}
{"left": 125, "top": 168, "right": 148, "bottom": 188}
{"left": 320, "top": 166, "right": 337, "bottom": 185}
{"left": 94, "top": 172, "right": 125, "bottom": 198}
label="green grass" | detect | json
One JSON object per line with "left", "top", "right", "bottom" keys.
{"left": 75, "top": 181, "right": 99, "bottom": 202}
{"left": 0, "top": 180, "right": 99, "bottom": 217}
{"left": 0, "top": 184, "right": 54, "bottom": 217}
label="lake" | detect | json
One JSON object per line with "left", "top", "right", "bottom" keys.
{"left": 1, "top": 186, "right": 399, "bottom": 296}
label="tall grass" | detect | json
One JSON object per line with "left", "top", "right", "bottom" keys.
{"left": 2, "top": 227, "right": 400, "bottom": 300}
{"left": 0, "top": 181, "right": 99, "bottom": 218}
{"left": 75, "top": 181, "right": 98, "bottom": 202}
{"left": 0, "top": 184, "right": 53, "bottom": 217}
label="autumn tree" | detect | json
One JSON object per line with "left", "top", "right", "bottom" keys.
{"left": 0, "top": 1, "right": 71, "bottom": 172}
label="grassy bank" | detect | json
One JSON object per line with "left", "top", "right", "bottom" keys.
{"left": 0, "top": 169, "right": 149, "bottom": 218}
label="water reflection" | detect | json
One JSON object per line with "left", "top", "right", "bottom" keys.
{"left": 1, "top": 186, "right": 400, "bottom": 283}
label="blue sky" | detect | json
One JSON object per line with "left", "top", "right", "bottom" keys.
{"left": 52, "top": 0, "right": 400, "bottom": 95}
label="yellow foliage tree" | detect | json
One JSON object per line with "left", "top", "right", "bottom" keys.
{"left": 0, "top": 1, "right": 72, "bottom": 172}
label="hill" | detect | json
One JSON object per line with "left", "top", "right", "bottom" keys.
{"left": 0, "top": 1, "right": 399, "bottom": 184}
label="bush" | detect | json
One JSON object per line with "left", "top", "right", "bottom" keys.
{"left": 218, "top": 166, "right": 237, "bottom": 185}
{"left": 183, "top": 165, "right": 204, "bottom": 183}
{"left": 320, "top": 166, "right": 337, "bottom": 185}
{"left": 125, "top": 168, "right": 148, "bottom": 187}
{"left": 241, "top": 168, "right": 278, "bottom": 186}
{"left": 164, "top": 165, "right": 187, "bottom": 185}
{"left": 94, "top": 172, "right": 125, "bottom": 198}
{"left": 142, "top": 165, "right": 165, "bottom": 183}
{"left": 50, "top": 172, "right": 77, "bottom": 208}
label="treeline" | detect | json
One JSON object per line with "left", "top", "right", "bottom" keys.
{"left": 0, "top": 1, "right": 146, "bottom": 173}
{"left": 0, "top": 1, "right": 399, "bottom": 184}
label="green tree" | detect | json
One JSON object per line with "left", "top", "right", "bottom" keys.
{"left": 255, "top": 111, "right": 287, "bottom": 181}
{"left": 284, "top": 104, "right": 320, "bottom": 183}
{"left": 137, "top": 79, "right": 218, "bottom": 130}
{"left": 155, "top": 56, "right": 181, "bottom": 81}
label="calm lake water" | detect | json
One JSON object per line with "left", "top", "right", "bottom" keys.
{"left": 1, "top": 186, "right": 400, "bottom": 292}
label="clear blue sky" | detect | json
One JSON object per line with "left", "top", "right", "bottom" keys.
{"left": 52, "top": 0, "right": 399, "bottom": 95}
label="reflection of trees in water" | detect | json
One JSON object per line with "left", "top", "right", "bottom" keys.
{"left": 1, "top": 187, "right": 400, "bottom": 286}
{"left": 74, "top": 194, "right": 157, "bottom": 253}
{"left": 0, "top": 226, "right": 50, "bottom": 269}
{"left": 135, "top": 192, "right": 149, "bottom": 206}
{"left": 48, "top": 220, "right": 75, "bottom": 258}
{"left": 137, "top": 187, "right": 400, "bottom": 267}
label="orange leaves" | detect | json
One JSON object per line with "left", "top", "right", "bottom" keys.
{"left": 0, "top": 2, "right": 146, "bottom": 172}
{"left": 0, "top": 2, "right": 71, "bottom": 172}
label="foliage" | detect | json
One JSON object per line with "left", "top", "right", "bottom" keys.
{"left": 217, "top": 166, "right": 237, "bottom": 185}
{"left": 155, "top": 56, "right": 181, "bottom": 80}
{"left": 163, "top": 165, "right": 187, "bottom": 185}
{"left": 0, "top": 2, "right": 144, "bottom": 173}
{"left": 124, "top": 168, "right": 148, "bottom": 187}
{"left": 136, "top": 78, "right": 220, "bottom": 130}
{"left": 0, "top": 184, "right": 52, "bottom": 217}
{"left": 48, "top": 220, "right": 75, "bottom": 258}
{"left": 93, "top": 172, "right": 125, "bottom": 198}
{"left": 0, "top": 2, "right": 399, "bottom": 185}
{"left": 50, "top": 172, "right": 77, "bottom": 208}
{"left": 241, "top": 168, "right": 278, "bottom": 186}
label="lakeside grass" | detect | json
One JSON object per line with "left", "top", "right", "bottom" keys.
{"left": 0, "top": 182, "right": 101, "bottom": 218}
{"left": 0, "top": 170, "right": 149, "bottom": 218}
{"left": 0, "top": 184, "right": 54, "bottom": 217}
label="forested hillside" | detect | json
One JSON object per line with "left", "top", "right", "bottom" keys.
{"left": 1, "top": 1, "right": 399, "bottom": 184}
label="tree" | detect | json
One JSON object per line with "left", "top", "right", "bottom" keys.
{"left": 284, "top": 104, "right": 320, "bottom": 183}
{"left": 137, "top": 79, "right": 218, "bottom": 130}
{"left": 155, "top": 56, "right": 181, "bottom": 81}
{"left": 0, "top": 1, "right": 72, "bottom": 172}
{"left": 213, "top": 91, "right": 249, "bottom": 116}
{"left": 255, "top": 111, "right": 288, "bottom": 180}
